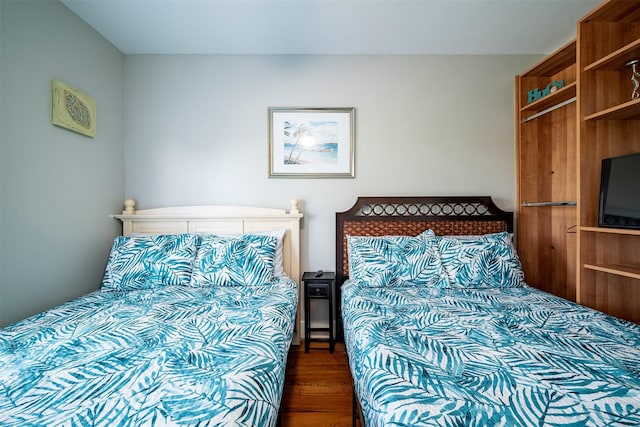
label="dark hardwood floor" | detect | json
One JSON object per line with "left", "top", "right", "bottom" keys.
{"left": 280, "top": 342, "right": 362, "bottom": 427}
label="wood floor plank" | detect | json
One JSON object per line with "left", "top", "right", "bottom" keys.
{"left": 280, "top": 412, "right": 354, "bottom": 427}
{"left": 280, "top": 342, "right": 361, "bottom": 427}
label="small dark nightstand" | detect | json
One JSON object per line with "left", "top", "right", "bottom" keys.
{"left": 302, "top": 271, "right": 335, "bottom": 353}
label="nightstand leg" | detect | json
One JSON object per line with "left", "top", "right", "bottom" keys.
{"left": 329, "top": 286, "right": 334, "bottom": 353}
{"left": 304, "top": 289, "right": 310, "bottom": 353}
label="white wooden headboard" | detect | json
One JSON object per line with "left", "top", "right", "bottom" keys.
{"left": 112, "top": 199, "right": 304, "bottom": 344}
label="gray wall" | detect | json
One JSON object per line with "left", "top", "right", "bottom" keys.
{"left": 0, "top": 0, "right": 543, "bottom": 327}
{"left": 0, "top": 0, "right": 125, "bottom": 326}
{"left": 124, "top": 54, "right": 540, "bottom": 274}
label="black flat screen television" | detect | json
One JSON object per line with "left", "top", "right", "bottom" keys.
{"left": 598, "top": 152, "right": 640, "bottom": 229}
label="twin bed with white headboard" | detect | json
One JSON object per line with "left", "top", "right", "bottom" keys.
{"left": 114, "top": 200, "right": 303, "bottom": 302}
{"left": 0, "top": 200, "right": 303, "bottom": 427}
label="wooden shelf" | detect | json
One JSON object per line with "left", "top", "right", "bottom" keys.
{"left": 584, "top": 263, "right": 640, "bottom": 280}
{"left": 584, "top": 39, "right": 640, "bottom": 72}
{"left": 521, "top": 82, "right": 577, "bottom": 115}
{"left": 521, "top": 40, "right": 576, "bottom": 77}
{"left": 580, "top": 226, "right": 640, "bottom": 236}
{"left": 584, "top": 97, "right": 640, "bottom": 120}
{"left": 583, "top": 1, "right": 640, "bottom": 25}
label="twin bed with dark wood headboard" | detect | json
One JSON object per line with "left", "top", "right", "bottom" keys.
{"left": 335, "top": 196, "right": 513, "bottom": 340}
{"left": 336, "top": 196, "right": 640, "bottom": 427}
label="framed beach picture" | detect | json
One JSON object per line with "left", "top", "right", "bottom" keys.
{"left": 268, "top": 107, "right": 355, "bottom": 178}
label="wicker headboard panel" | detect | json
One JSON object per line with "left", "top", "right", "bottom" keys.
{"left": 334, "top": 196, "right": 513, "bottom": 340}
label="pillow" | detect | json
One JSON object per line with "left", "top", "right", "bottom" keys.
{"left": 135, "top": 229, "right": 287, "bottom": 277}
{"left": 190, "top": 234, "right": 278, "bottom": 287}
{"left": 252, "top": 229, "right": 286, "bottom": 277}
{"left": 347, "top": 230, "right": 448, "bottom": 288}
{"left": 102, "top": 234, "right": 200, "bottom": 291}
{"left": 436, "top": 232, "right": 524, "bottom": 288}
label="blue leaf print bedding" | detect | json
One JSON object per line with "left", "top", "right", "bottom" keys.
{"left": 190, "top": 234, "right": 278, "bottom": 287}
{"left": 103, "top": 234, "right": 201, "bottom": 291}
{"left": 0, "top": 277, "right": 297, "bottom": 426}
{"left": 342, "top": 281, "right": 640, "bottom": 427}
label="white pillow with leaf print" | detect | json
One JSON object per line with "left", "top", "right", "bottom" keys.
{"left": 102, "top": 234, "right": 200, "bottom": 291}
{"left": 243, "top": 229, "right": 287, "bottom": 277}
{"left": 436, "top": 232, "right": 524, "bottom": 288}
{"left": 190, "top": 234, "right": 278, "bottom": 287}
{"left": 138, "top": 229, "right": 288, "bottom": 277}
{"left": 347, "top": 230, "right": 448, "bottom": 288}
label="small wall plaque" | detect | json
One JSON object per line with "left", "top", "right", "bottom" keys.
{"left": 52, "top": 80, "right": 96, "bottom": 138}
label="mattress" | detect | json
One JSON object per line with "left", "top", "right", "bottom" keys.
{"left": 342, "top": 281, "right": 640, "bottom": 427}
{"left": 0, "top": 277, "right": 298, "bottom": 426}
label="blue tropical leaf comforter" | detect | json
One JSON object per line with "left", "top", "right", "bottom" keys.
{"left": 0, "top": 278, "right": 297, "bottom": 426}
{"left": 342, "top": 281, "right": 640, "bottom": 427}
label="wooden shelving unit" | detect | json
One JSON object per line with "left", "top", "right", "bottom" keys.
{"left": 577, "top": 0, "right": 640, "bottom": 323}
{"left": 515, "top": 39, "right": 577, "bottom": 301}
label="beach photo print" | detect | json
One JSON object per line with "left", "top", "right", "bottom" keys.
{"left": 268, "top": 107, "right": 354, "bottom": 178}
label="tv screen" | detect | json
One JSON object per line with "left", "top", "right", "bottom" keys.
{"left": 599, "top": 152, "right": 640, "bottom": 229}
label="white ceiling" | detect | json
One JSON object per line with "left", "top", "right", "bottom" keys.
{"left": 61, "top": 0, "right": 601, "bottom": 55}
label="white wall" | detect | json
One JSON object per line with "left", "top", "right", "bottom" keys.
{"left": 0, "top": 0, "right": 125, "bottom": 326}
{"left": 124, "top": 54, "right": 540, "bottom": 274}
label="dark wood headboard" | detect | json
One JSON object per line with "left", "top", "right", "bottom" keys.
{"left": 334, "top": 196, "right": 513, "bottom": 340}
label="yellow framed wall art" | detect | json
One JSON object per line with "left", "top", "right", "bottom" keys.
{"left": 52, "top": 80, "right": 96, "bottom": 138}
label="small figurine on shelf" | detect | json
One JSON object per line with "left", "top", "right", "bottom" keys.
{"left": 626, "top": 59, "right": 640, "bottom": 100}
